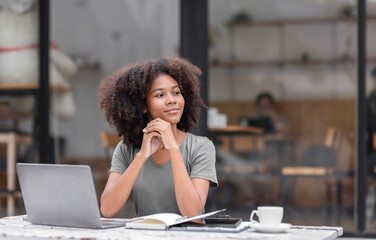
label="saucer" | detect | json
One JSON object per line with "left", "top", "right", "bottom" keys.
{"left": 250, "top": 222, "right": 291, "bottom": 233}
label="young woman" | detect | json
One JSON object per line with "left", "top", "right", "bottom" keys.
{"left": 98, "top": 56, "right": 217, "bottom": 218}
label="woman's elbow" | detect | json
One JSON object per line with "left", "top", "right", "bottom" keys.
{"left": 100, "top": 204, "right": 115, "bottom": 218}
{"left": 100, "top": 195, "right": 115, "bottom": 218}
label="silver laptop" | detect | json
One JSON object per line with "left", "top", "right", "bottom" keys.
{"left": 16, "top": 163, "right": 126, "bottom": 229}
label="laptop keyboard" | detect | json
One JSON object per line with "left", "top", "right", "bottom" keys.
{"left": 101, "top": 219, "right": 128, "bottom": 228}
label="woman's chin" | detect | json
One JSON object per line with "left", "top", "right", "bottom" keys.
{"left": 162, "top": 116, "right": 181, "bottom": 125}
{"left": 149, "top": 114, "right": 182, "bottom": 124}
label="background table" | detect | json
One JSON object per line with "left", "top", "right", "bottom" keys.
{"left": 0, "top": 215, "right": 342, "bottom": 240}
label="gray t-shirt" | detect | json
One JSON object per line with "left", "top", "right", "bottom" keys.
{"left": 110, "top": 132, "right": 218, "bottom": 216}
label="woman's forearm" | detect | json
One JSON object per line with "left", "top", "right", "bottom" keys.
{"left": 169, "top": 148, "right": 205, "bottom": 217}
{"left": 100, "top": 153, "right": 147, "bottom": 217}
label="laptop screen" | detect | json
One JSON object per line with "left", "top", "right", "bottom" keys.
{"left": 16, "top": 163, "right": 103, "bottom": 228}
{"left": 240, "top": 116, "right": 275, "bottom": 133}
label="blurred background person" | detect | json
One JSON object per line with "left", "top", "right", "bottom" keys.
{"left": 252, "top": 92, "right": 289, "bottom": 135}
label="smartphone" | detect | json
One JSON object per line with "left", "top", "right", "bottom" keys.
{"left": 204, "top": 217, "right": 242, "bottom": 228}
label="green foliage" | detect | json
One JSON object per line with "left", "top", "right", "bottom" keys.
{"left": 224, "top": 11, "right": 252, "bottom": 31}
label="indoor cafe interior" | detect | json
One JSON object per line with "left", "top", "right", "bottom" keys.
{"left": 0, "top": 0, "right": 375, "bottom": 238}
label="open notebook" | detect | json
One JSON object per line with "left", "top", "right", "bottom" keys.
{"left": 126, "top": 209, "right": 226, "bottom": 230}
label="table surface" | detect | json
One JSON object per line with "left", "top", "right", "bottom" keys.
{"left": 0, "top": 215, "right": 342, "bottom": 240}
{"left": 209, "top": 125, "right": 264, "bottom": 134}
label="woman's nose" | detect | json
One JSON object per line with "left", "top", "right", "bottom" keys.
{"left": 166, "top": 94, "right": 176, "bottom": 105}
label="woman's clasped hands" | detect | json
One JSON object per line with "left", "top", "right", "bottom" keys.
{"left": 139, "top": 118, "right": 179, "bottom": 158}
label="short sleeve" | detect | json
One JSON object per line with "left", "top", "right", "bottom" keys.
{"left": 110, "top": 141, "right": 131, "bottom": 174}
{"left": 189, "top": 139, "right": 218, "bottom": 187}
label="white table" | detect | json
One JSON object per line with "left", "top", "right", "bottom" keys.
{"left": 0, "top": 215, "right": 343, "bottom": 240}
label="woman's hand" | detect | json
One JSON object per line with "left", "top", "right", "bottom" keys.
{"left": 138, "top": 131, "right": 162, "bottom": 158}
{"left": 142, "top": 118, "right": 179, "bottom": 151}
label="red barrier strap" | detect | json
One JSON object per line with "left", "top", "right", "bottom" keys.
{"left": 0, "top": 42, "right": 57, "bottom": 52}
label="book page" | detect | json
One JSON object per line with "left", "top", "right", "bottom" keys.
{"left": 173, "top": 209, "right": 226, "bottom": 226}
{"left": 126, "top": 220, "right": 167, "bottom": 230}
{"left": 135, "top": 213, "right": 182, "bottom": 226}
{"left": 126, "top": 209, "right": 227, "bottom": 229}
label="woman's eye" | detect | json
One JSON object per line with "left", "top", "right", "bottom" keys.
{"left": 173, "top": 91, "right": 180, "bottom": 95}
{"left": 155, "top": 93, "right": 164, "bottom": 98}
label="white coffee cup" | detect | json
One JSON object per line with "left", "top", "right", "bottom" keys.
{"left": 250, "top": 206, "right": 283, "bottom": 227}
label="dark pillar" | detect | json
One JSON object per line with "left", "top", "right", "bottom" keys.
{"left": 38, "top": 0, "right": 51, "bottom": 163}
{"left": 180, "top": 0, "right": 208, "bottom": 136}
{"left": 357, "top": 0, "right": 366, "bottom": 233}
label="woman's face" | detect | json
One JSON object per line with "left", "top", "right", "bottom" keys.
{"left": 146, "top": 74, "right": 185, "bottom": 124}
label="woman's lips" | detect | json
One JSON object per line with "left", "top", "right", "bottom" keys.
{"left": 164, "top": 108, "right": 179, "bottom": 114}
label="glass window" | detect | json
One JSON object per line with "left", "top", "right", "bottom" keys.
{"left": 0, "top": 0, "right": 179, "bottom": 218}
{"left": 0, "top": 0, "right": 39, "bottom": 217}
{"left": 366, "top": 1, "right": 376, "bottom": 232}
{"left": 208, "top": 0, "right": 358, "bottom": 232}
{"left": 49, "top": 0, "right": 179, "bottom": 218}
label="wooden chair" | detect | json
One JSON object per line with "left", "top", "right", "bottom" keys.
{"left": 280, "top": 127, "right": 344, "bottom": 224}
{"left": 100, "top": 131, "right": 121, "bottom": 168}
{"left": 0, "top": 132, "right": 32, "bottom": 217}
{"left": 0, "top": 103, "right": 33, "bottom": 216}
{"left": 99, "top": 131, "right": 137, "bottom": 217}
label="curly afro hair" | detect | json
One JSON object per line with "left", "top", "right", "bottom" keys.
{"left": 98, "top": 56, "right": 207, "bottom": 148}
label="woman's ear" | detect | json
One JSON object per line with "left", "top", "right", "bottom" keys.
{"left": 143, "top": 105, "right": 147, "bottom": 114}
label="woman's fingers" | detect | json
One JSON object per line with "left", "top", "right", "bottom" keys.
{"left": 143, "top": 130, "right": 161, "bottom": 140}
{"left": 143, "top": 125, "right": 164, "bottom": 134}
{"left": 143, "top": 118, "right": 178, "bottom": 150}
{"left": 139, "top": 131, "right": 162, "bottom": 157}
{"left": 145, "top": 118, "right": 168, "bottom": 129}
{"left": 143, "top": 119, "right": 170, "bottom": 133}
{"left": 147, "top": 118, "right": 164, "bottom": 125}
